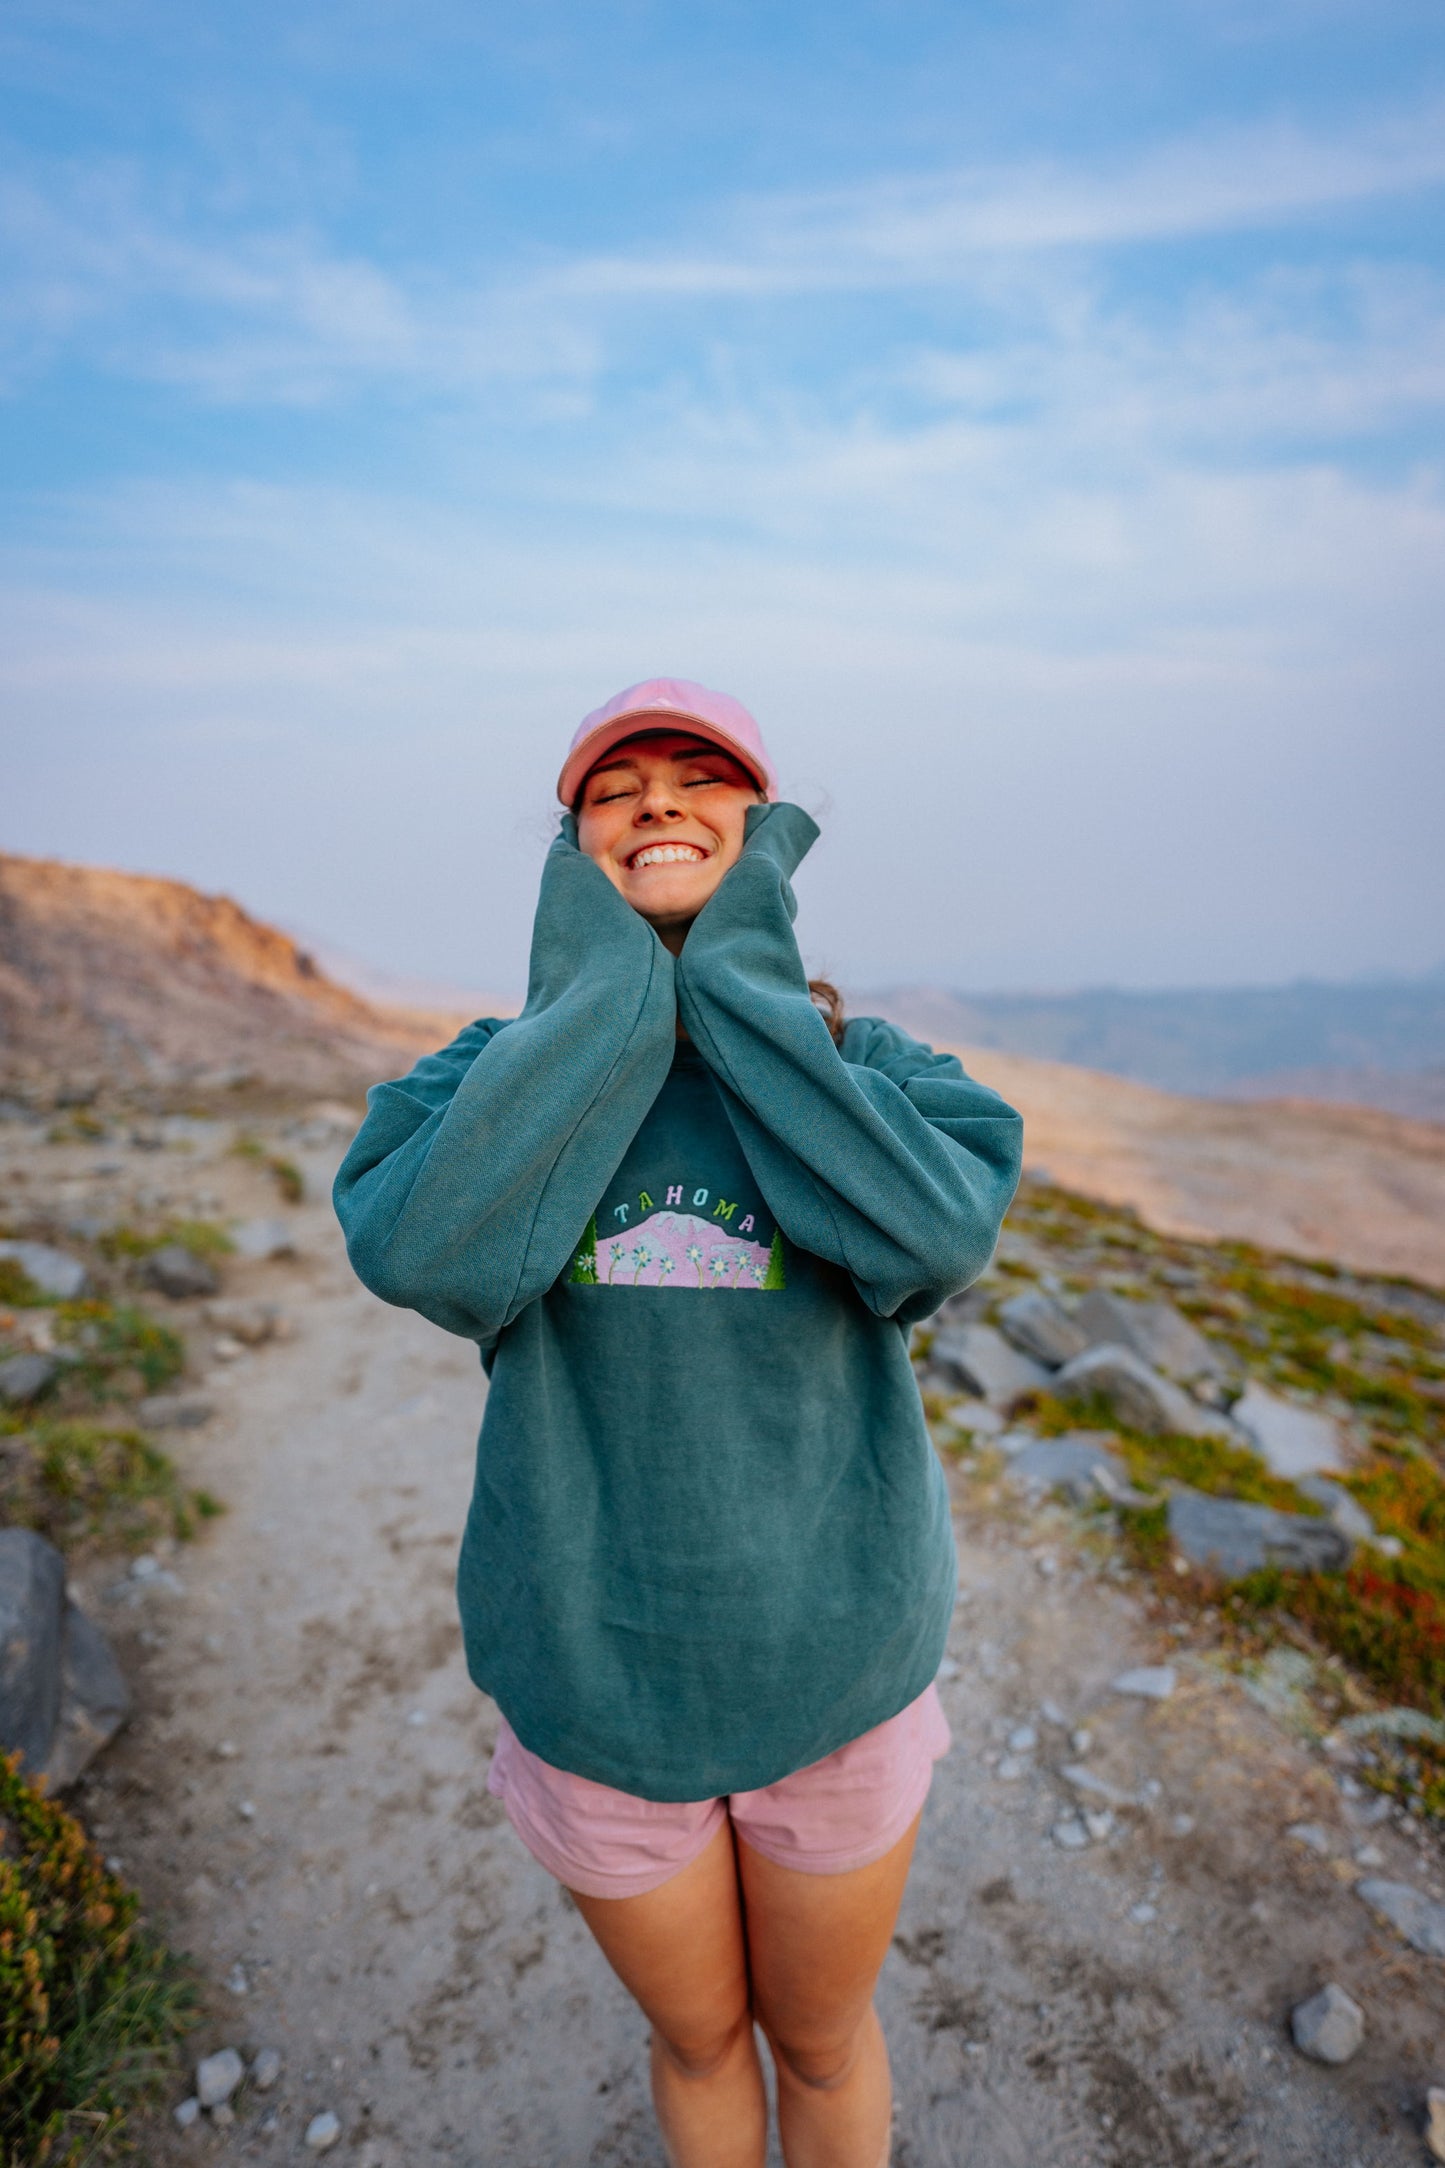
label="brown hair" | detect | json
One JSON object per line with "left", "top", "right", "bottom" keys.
{"left": 809, "top": 978, "right": 846, "bottom": 1045}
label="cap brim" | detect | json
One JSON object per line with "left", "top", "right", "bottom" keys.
{"left": 558, "top": 711, "right": 772, "bottom": 807}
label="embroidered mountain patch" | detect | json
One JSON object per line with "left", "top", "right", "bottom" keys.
{"left": 569, "top": 1211, "right": 785, "bottom": 1289}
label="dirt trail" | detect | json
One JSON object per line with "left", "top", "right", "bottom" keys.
{"left": 71, "top": 1163, "right": 1441, "bottom": 2167}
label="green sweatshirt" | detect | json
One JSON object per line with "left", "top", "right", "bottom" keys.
{"left": 334, "top": 803, "right": 1023, "bottom": 1799}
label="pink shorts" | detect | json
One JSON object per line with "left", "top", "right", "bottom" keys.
{"left": 486, "top": 1684, "right": 951, "bottom": 1900}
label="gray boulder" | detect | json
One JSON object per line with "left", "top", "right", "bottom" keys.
{"left": 1234, "top": 1383, "right": 1346, "bottom": 1478}
{"left": 996, "top": 1289, "right": 1087, "bottom": 1369}
{"left": 1054, "top": 1344, "right": 1237, "bottom": 1439}
{"left": 1290, "top": 1982, "right": 1364, "bottom": 2064}
{"left": 1074, "top": 1290, "right": 1237, "bottom": 1393}
{"left": 1355, "top": 1878, "right": 1445, "bottom": 1960}
{"left": 0, "top": 1529, "right": 66, "bottom": 1773}
{"left": 1167, "top": 1488, "right": 1352, "bottom": 1578}
{"left": 930, "top": 1323, "right": 1048, "bottom": 1404}
{"left": 0, "top": 1528, "right": 130, "bottom": 1787}
{"left": 142, "top": 1244, "right": 220, "bottom": 1299}
{"left": 43, "top": 1601, "right": 132, "bottom": 1790}
{"left": 0, "top": 1240, "right": 90, "bottom": 1300}
{"left": 0, "top": 1352, "right": 59, "bottom": 1407}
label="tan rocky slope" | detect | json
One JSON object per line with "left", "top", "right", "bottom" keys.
{"left": 0, "top": 852, "right": 461, "bottom": 1095}
{"left": 945, "top": 1040, "right": 1445, "bottom": 1289}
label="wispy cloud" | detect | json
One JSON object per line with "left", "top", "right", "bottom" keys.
{"left": 549, "top": 103, "right": 1445, "bottom": 300}
{"left": 4, "top": 99, "right": 1445, "bottom": 405}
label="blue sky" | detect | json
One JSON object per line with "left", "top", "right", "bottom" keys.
{"left": 3, "top": 0, "right": 1443, "bottom": 998}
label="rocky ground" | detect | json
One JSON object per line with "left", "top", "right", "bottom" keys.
{"left": 2, "top": 1094, "right": 1444, "bottom": 2166}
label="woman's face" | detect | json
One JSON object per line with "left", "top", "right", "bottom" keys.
{"left": 575, "top": 729, "right": 762, "bottom": 947}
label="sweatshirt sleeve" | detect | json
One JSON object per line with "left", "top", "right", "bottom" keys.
{"left": 674, "top": 801, "right": 1023, "bottom": 1325}
{"left": 333, "top": 824, "right": 677, "bottom": 1345}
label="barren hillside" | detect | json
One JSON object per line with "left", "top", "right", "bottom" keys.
{"left": 946, "top": 1040, "right": 1445, "bottom": 1289}
{"left": 0, "top": 853, "right": 463, "bottom": 1096}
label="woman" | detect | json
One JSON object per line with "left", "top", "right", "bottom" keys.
{"left": 335, "top": 678, "right": 1023, "bottom": 2168}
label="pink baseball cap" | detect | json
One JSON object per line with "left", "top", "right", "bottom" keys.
{"left": 558, "top": 676, "right": 777, "bottom": 807}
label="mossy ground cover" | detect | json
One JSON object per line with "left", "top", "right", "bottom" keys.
{"left": 945, "top": 1176, "right": 1445, "bottom": 1804}
{"left": 0, "top": 1267, "right": 220, "bottom": 1554}
{"left": 1, "top": 1753, "right": 193, "bottom": 2166}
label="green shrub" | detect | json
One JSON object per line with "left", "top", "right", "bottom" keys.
{"left": 99, "top": 1221, "right": 232, "bottom": 1265}
{"left": 0, "top": 1753, "right": 193, "bottom": 2166}
{"left": 52, "top": 1305, "right": 184, "bottom": 1402}
{"left": 0, "top": 1420, "right": 221, "bottom": 1551}
{"left": 0, "top": 1260, "right": 47, "bottom": 1308}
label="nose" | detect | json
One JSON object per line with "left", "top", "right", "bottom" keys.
{"left": 635, "top": 779, "right": 687, "bottom": 825}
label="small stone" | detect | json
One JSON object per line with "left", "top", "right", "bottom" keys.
{"left": 1083, "top": 1809, "right": 1115, "bottom": 1842}
{"left": 1290, "top": 1982, "right": 1365, "bottom": 2065}
{"left": 1038, "top": 1700, "right": 1066, "bottom": 1727}
{"left": 210, "top": 2101, "right": 235, "bottom": 2127}
{"left": 1426, "top": 2087, "right": 1445, "bottom": 2164}
{"left": 1129, "top": 1901, "right": 1158, "bottom": 1925}
{"left": 251, "top": 2046, "right": 283, "bottom": 2092}
{"left": 0, "top": 1352, "right": 59, "bottom": 1407}
{"left": 131, "top": 1555, "right": 159, "bottom": 1581}
{"left": 196, "top": 2046, "right": 245, "bottom": 2108}
{"left": 258, "top": 2109, "right": 280, "bottom": 2136}
{"left": 137, "top": 1393, "right": 215, "bottom": 1429}
{"left": 142, "top": 1245, "right": 221, "bottom": 1300}
{"left": 1069, "top": 1727, "right": 1092, "bottom": 1756}
{"left": 1355, "top": 1878, "right": 1445, "bottom": 1958}
{"left": 1111, "top": 1666, "right": 1176, "bottom": 1702}
{"left": 1286, "top": 1822, "right": 1332, "bottom": 1856}
{"left": 1007, "top": 1725, "right": 1038, "bottom": 1754}
{"left": 1061, "top": 1764, "right": 1135, "bottom": 1808}
{"left": 1171, "top": 1814, "right": 1196, "bottom": 1837}
{"left": 233, "top": 1218, "right": 298, "bottom": 1262}
{"left": 206, "top": 1300, "right": 284, "bottom": 1346}
{"left": 1052, "top": 1816, "right": 1090, "bottom": 1850}
{"left": 305, "top": 2110, "right": 342, "bottom": 2150}
{"left": 0, "top": 1240, "right": 90, "bottom": 1299}
{"left": 236, "top": 1799, "right": 256, "bottom": 1820}
{"left": 936, "top": 1658, "right": 960, "bottom": 1682}
{"left": 995, "top": 1754, "right": 1030, "bottom": 1781}
{"left": 1353, "top": 1843, "right": 1385, "bottom": 1869}
{"left": 215, "top": 1739, "right": 239, "bottom": 1759}
{"left": 174, "top": 2097, "right": 201, "bottom": 2130}
{"left": 212, "top": 1335, "right": 245, "bottom": 1362}
{"left": 226, "top": 1961, "right": 249, "bottom": 1995}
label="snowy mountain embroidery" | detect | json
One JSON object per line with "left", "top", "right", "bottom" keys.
{"left": 568, "top": 1211, "right": 785, "bottom": 1290}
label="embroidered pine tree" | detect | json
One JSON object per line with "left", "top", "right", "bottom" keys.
{"left": 762, "top": 1226, "right": 786, "bottom": 1290}
{"left": 568, "top": 1216, "right": 598, "bottom": 1283}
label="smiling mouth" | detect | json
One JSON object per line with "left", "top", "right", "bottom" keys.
{"left": 628, "top": 843, "right": 708, "bottom": 870}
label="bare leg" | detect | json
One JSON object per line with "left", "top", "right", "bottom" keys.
{"left": 568, "top": 1821, "right": 767, "bottom": 2168}
{"left": 740, "top": 1811, "right": 922, "bottom": 2168}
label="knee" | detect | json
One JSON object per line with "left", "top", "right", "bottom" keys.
{"left": 765, "top": 2019, "right": 866, "bottom": 2095}
{"left": 652, "top": 2008, "right": 754, "bottom": 2083}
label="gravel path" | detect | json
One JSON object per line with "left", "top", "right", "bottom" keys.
{"left": 81, "top": 1168, "right": 1441, "bottom": 2166}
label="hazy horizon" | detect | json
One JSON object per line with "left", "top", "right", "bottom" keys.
{"left": 4, "top": 3, "right": 1443, "bottom": 996}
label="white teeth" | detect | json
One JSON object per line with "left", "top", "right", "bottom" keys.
{"left": 632, "top": 844, "right": 705, "bottom": 868}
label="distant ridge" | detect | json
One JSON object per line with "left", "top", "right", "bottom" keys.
{"left": 860, "top": 978, "right": 1445, "bottom": 1123}
{"left": 0, "top": 852, "right": 466, "bottom": 1096}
